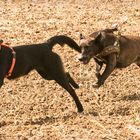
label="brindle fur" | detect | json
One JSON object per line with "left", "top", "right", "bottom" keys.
{"left": 79, "top": 29, "right": 140, "bottom": 88}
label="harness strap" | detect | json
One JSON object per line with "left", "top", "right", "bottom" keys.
{"left": 0, "top": 43, "right": 16, "bottom": 77}
{"left": 94, "top": 37, "right": 120, "bottom": 61}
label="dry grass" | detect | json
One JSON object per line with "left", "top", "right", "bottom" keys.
{"left": 0, "top": 0, "right": 140, "bottom": 139}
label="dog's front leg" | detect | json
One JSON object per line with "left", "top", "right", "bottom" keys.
{"left": 95, "top": 61, "right": 103, "bottom": 80}
{"left": 0, "top": 71, "right": 5, "bottom": 88}
{"left": 0, "top": 63, "right": 9, "bottom": 88}
{"left": 0, "top": 71, "right": 7, "bottom": 88}
{"left": 0, "top": 79, "right": 4, "bottom": 88}
{"left": 96, "top": 54, "right": 117, "bottom": 88}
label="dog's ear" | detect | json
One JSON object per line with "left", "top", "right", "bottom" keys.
{"left": 80, "top": 33, "right": 85, "bottom": 40}
{"left": 104, "top": 27, "right": 118, "bottom": 33}
{"left": 95, "top": 32, "right": 106, "bottom": 44}
{"left": 112, "top": 27, "right": 118, "bottom": 32}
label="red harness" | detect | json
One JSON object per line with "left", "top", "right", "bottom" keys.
{"left": 0, "top": 43, "right": 16, "bottom": 77}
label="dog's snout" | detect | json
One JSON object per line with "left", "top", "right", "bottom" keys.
{"left": 77, "top": 54, "right": 85, "bottom": 61}
{"left": 78, "top": 57, "right": 84, "bottom": 61}
{"left": 79, "top": 58, "right": 83, "bottom": 61}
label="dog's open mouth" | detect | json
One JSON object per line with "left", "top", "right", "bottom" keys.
{"left": 82, "top": 59, "right": 89, "bottom": 64}
{"left": 78, "top": 55, "right": 89, "bottom": 64}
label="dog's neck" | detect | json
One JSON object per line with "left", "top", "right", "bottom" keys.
{"left": 0, "top": 43, "right": 16, "bottom": 77}
{"left": 95, "top": 35, "right": 120, "bottom": 61}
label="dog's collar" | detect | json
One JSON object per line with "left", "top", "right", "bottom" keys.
{"left": 94, "top": 37, "right": 120, "bottom": 61}
{"left": 0, "top": 43, "right": 16, "bottom": 77}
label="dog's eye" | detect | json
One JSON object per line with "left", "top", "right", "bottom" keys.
{"left": 83, "top": 47, "right": 87, "bottom": 52}
{"left": 82, "top": 46, "right": 90, "bottom": 53}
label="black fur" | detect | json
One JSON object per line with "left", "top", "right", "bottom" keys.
{"left": 0, "top": 35, "right": 83, "bottom": 112}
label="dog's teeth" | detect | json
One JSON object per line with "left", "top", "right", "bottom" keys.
{"left": 75, "top": 54, "right": 82, "bottom": 62}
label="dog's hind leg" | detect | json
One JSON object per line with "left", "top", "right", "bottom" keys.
{"left": 37, "top": 69, "right": 79, "bottom": 88}
{"left": 37, "top": 68, "right": 83, "bottom": 112}
{"left": 36, "top": 69, "right": 79, "bottom": 89}
{"left": 66, "top": 72, "right": 79, "bottom": 89}
{"left": 44, "top": 53, "right": 83, "bottom": 112}
{"left": 36, "top": 69, "right": 53, "bottom": 80}
{"left": 53, "top": 75, "right": 83, "bottom": 112}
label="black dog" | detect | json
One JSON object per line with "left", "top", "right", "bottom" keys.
{"left": 0, "top": 35, "right": 83, "bottom": 112}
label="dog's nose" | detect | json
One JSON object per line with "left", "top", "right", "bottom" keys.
{"left": 77, "top": 54, "right": 85, "bottom": 61}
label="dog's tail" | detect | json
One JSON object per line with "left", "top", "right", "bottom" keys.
{"left": 44, "top": 35, "right": 81, "bottom": 53}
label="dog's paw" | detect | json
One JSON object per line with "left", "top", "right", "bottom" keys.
{"left": 74, "top": 84, "right": 79, "bottom": 89}
{"left": 93, "top": 81, "right": 103, "bottom": 88}
{"left": 78, "top": 107, "right": 84, "bottom": 113}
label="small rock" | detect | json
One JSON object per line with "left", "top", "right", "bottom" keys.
{"left": 0, "top": 121, "right": 6, "bottom": 127}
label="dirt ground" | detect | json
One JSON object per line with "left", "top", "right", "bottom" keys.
{"left": 0, "top": 0, "right": 140, "bottom": 139}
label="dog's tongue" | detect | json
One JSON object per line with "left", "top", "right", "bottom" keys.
{"left": 83, "top": 60, "right": 88, "bottom": 64}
